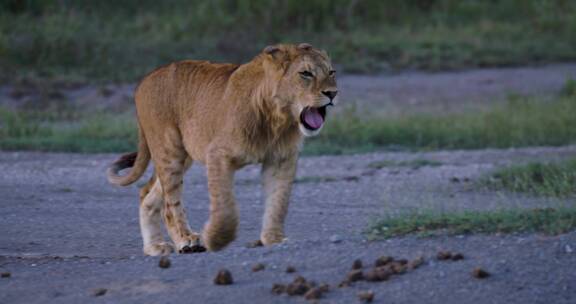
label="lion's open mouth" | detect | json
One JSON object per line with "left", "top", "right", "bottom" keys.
{"left": 300, "top": 105, "right": 328, "bottom": 131}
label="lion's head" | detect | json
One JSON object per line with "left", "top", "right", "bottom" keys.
{"left": 261, "top": 43, "right": 338, "bottom": 137}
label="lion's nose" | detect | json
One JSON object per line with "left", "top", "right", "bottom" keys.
{"left": 322, "top": 90, "right": 338, "bottom": 100}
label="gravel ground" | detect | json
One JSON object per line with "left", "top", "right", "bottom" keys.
{"left": 1, "top": 146, "right": 575, "bottom": 303}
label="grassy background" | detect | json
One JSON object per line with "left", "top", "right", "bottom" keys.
{"left": 305, "top": 93, "right": 576, "bottom": 155}
{"left": 2, "top": 0, "right": 576, "bottom": 83}
{"left": 1, "top": 92, "right": 576, "bottom": 154}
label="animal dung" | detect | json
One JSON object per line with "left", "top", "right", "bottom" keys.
{"left": 374, "top": 255, "right": 393, "bottom": 267}
{"left": 437, "top": 251, "right": 465, "bottom": 262}
{"left": 214, "top": 269, "right": 234, "bottom": 285}
{"left": 347, "top": 269, "right": 364, "bottom": 282}
{"left": 408, "top": 256, "right": 425, "bottom": 270}
{"left": 396, "top": 259, "right": 408, "bottom": 265}
{"left": 91, "top": 288, "right": 107, "bottom": 297}
{"left": 285, "top": 265, "right": 296, "bottom": 273}
{"left": 338, "top": 280, "right": 351, "bottom": 288}
{"left": 357, "top": 290, "right": 375, "bottom": 302}
{"left": 352, "top": 259, "right": 363, "bottom": 270}
{"left": 275, "top": 276, "right": 331, "bottom": 299}
{"left": 158, "top": 256, "right": 171, "bottom": 269}
{"left": 436, "top": 251, "right": 453, "bottom": 260}
{"left": 364, "top": 268, "right": 391, "bottom": 282}
{"left": 0, "top": 272, "right": 11, "bottom": 278}
{"left": 271, "top": 283, "right": 286, "bottom": 295}
{"left": 304, "top": 287, "right": 324, "bottom": 300}
{"left": 252, "top": 263, "right": 265, "bottom": 272}
{"left": 472, "top": 267, "right": 490, "bottom": 279}
{"left": 451, "top": 253, "right": 464, "bottom": 261}
{"left": 286, "top": 281, "right": 309, "bottom": 296}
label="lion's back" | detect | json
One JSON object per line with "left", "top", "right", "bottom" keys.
{"left": 134, "top": 60, "right": 239, "bottom": 118}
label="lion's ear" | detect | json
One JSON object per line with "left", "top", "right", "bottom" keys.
{"left": 263, "top": 45, "right": 283, "bottom": 60}
{"left": 298, "top": 43, "right": 313, "bottom": 51}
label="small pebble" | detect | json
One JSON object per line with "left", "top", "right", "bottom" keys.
{"left": 252, "top": 263, "right": 265, "bottom": 272}
{"left": 329, "top": 235, "right": 343, "bottom": 243}
{"left": 214, "top": 269, "right": 234, "bottom": 285}
{"left": 1, "top": 272, "right": 11, "bottom": 278}
{"left": 158, "top": 256, "right": 171, "bottom": 269}
{"left": 92, "top": 288, "right": 107, "bottom": 297}
{"left": 246, "top": 240, "right": 263, "bottom": 248}
{"left": 472, "top": 267, "right": 490, "bottom": 279}
{"left": 357, "top": 290, "right": 375, "bottom": 302}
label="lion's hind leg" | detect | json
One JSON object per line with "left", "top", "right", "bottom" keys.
{"left": 139, "top": 174, "right": 173, "bottom": 256}
{"left": 156, "top": 154, "right": 206, "bottom": 254}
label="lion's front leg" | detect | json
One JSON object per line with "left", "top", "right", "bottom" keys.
{"left": 260, "top": 152, "right": 298, "bottom": 245}
{"left": 202, "top": 149, "right": 239, "bottom": 251}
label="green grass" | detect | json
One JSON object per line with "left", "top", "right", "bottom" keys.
{"left": 368, "top": 207, "right": 576, "bottom": 239}
{"left": 1, "top": 94, "right": 576, "bottom": 154}
{"left": 483, "top": 159, "right": 576, "bottom": 197}
{"left": 305, "top": 94, "right": 576, "bottom": 155}
{"left": 0, "top": 109, "right": 137, "bottom": 153}
{"left": 2, "top": 0, "right": 576, "bottom": 83}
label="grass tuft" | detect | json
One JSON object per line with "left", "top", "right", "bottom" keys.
{"left": 368, "top": 208, "right": 576, "bottom": 239}
{"left": 482, "top": 159, "right": 576, "bottom": 197}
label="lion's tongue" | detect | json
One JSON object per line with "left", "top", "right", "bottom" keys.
{"left": 303, "top": 107, "right": 324, "bottom": 129}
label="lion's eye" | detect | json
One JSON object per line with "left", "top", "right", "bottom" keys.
{"left": 329, "top": 70, "right": 336, "bottom": 76}
{"left": 299, "top": 71, "right": 314, "bottom": 78}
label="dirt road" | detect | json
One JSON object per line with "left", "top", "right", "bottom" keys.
{"left": 1, "top": 146, "right": 575, "bottom": 303}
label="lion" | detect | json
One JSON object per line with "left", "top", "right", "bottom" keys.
{"left": 107, "top": 43, "right": 338, "bottom": 256}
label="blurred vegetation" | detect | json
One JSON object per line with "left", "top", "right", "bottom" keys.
{"left": 306, "top": 93, "right": 576, "bottom": 155}
{"left": 1, "top": 0, "right": 576, "bottom": 83}
{"left": 368, "top": 207, "right": 576, "bottom": 239}
{"left": 1, "top": 93, "right": 576, "bottom": 154}
{"left": 483, "top": 159, "right": 576, "bottom": 197}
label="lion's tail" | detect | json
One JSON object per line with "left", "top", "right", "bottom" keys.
{"left": 107, "top": 127, "right": 151, "bottom": 186}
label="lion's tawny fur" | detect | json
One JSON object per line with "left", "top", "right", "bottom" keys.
{"left": 107, "top": 44, "right": 337, "bottom": 255}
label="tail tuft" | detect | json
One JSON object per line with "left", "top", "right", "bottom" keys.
{"left": 107, "top": 152, "right": 138, "bottom": 186}
{"left": 107, "top": 126, "right": 151, "bottom": 186}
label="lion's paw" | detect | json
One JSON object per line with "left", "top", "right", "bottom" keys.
{"left": 143, "top": 242, "right": 174, "bottom": 256}
{"left": 177, "top": 235, "right": 206, "bottom": 254}
{"left": 261, "top": 232, "right": 287, "bottom": 246}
